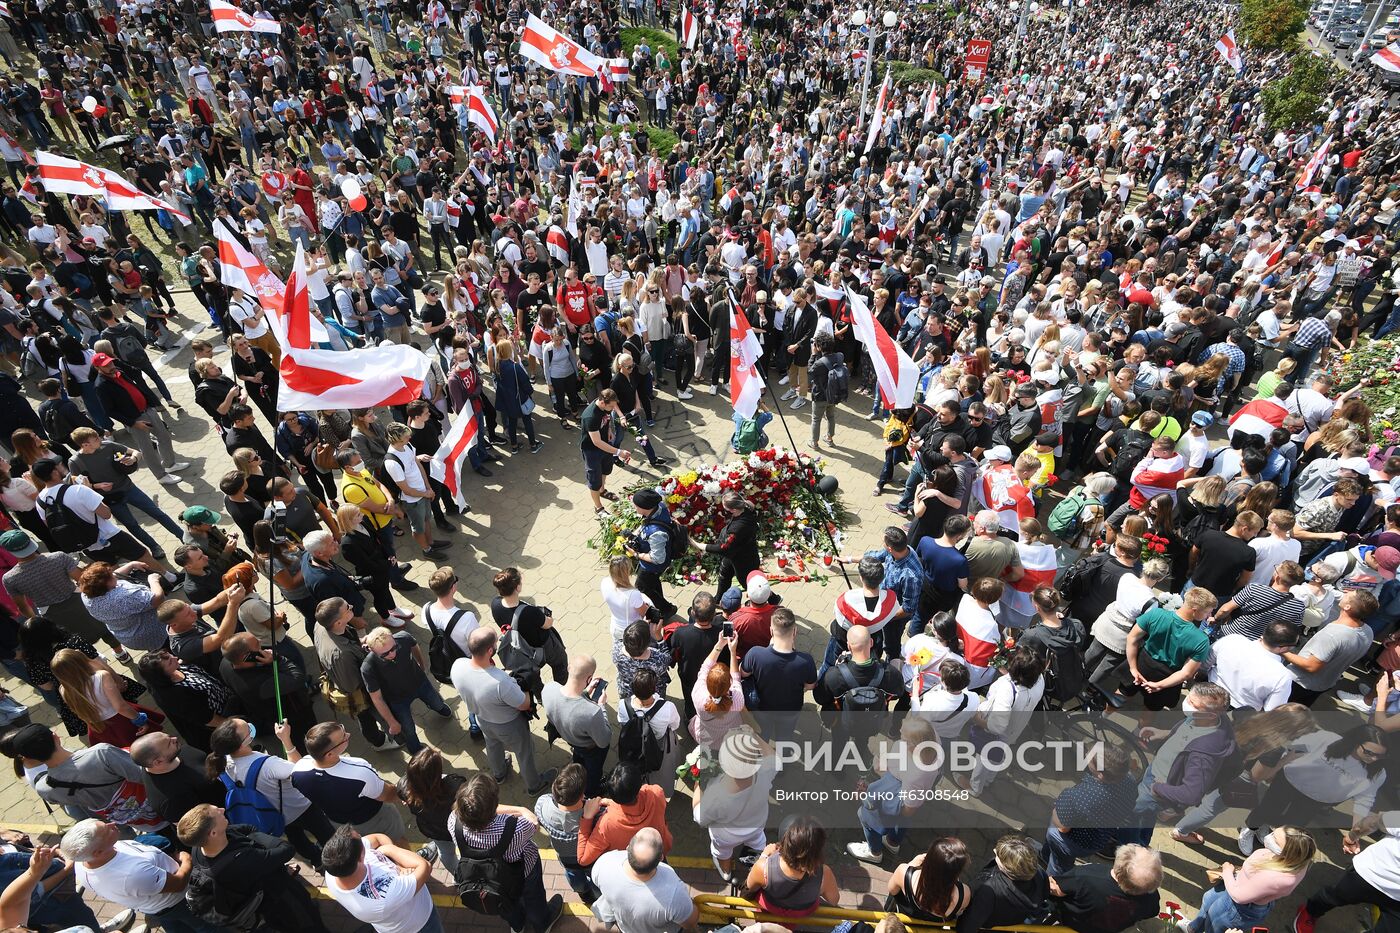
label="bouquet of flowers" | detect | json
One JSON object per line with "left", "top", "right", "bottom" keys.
{"left": 1332, "top": 336, "right": 1400, "bottom": 452}
{"left": 1140, "top": 532, "right": 1171, "bottom": 562}
{"left": 988, "top": 632, "right": 1018, "bottom": 669}
{"left": 676, "top": 745, "right": 722, "bottom": 789}
{"left": 590, "top": 446, "right": 848, "bottom": 584}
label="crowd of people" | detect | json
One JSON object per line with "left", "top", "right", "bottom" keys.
{"left": 2, "top": 0, "right": 1400, "bottom": 928}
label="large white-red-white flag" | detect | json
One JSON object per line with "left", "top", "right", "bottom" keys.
{"left": 463, "top": 86, "right": 498, "bottom": 142}
{"left": 546, "top": 224, "right": 571, "bottom": 266}
{"left": 922, "top": 83, "right": 940, "bottom": 124}
{"left": 681, "top": 7, "right": 699, "bottom": 49}
{"left": 864, "top": 68, "right": 893, "bottom": 154}
{"left": 845, "top": 288, "right": 918, "bottom": 409}
{"left": 730, "top": 300, "right": 763, "bottom": 419}
{"left": 35, "top": 152, "right": 191, "bottom": 225}
{"left": 1215, "top": 30, "right": 1244, "bottom": 73}
{"left": 429, "top": 412, "right": 480, "bottom": 510}
{"left": 276, "top": 242, "right": 433, "bottom": 412}
{"left": 1371, "top": 42, "right": 1400, "bottom": 72}
{"left": 209, "top": 0, "right": 281, "bottom": 33}
{"left": 609, "top": 59, "right": 631, "bottom": 83}
{"left": 213, "top": 218, "right": 329, "bottom": 345}
{"left": 1297, "top": 134, "right": 1332, "bottom": 191}
{"left": 519, "top": 13, "right": 603, "bottom": 77}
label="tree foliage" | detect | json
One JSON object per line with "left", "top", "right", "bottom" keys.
{"left": 1261, "top": 50, "right": 1340, "bottom": 129}
{"left": 1240, "top": 0, "right": 1308, "bottom": 50}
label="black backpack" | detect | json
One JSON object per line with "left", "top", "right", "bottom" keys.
{"left": 833, "top": 663, "right": 888, "bottom": 731}
{"left": 825, "top": 355, "right": 850, "bottom": 403}
{"left": 617, "top": 700, "right": 669, "bottom": 773}
{"left": 1109, "top": 431, "right": 1153, "bottom": 481}
{"left": 186, "top": 841, "right": 265, "bottom": 932}
{"left": 40, "top": 400, "right": 78, "bottom": 446}
{"left": 427, "top": 608, "right": 471, "bottom": 686}
{"left": 1058, "top": 551, "right": 1105, "bottom": 604}
{"left": 44, "top": 484, "right": 100, "bottom": 552}
{"left": 452, "top": 816, "right": 526, "bottom": 914}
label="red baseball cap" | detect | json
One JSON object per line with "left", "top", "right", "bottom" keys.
{"left": 90, "top": 352, "right": 115, "bottom": 368}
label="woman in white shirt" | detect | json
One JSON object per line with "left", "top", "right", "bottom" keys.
{"left": 600, "top": 556, "right": 652, "bottom": 642}
{"left": 1085, "top": 558, "right": 1171, "bottom": 689}
{"left": 963, "top": 644, "right": 1046, "bottom": 794}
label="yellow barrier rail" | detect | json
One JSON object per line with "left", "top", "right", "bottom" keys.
{"left": 692, "top": 894, "right": 1071, "bottom": 932}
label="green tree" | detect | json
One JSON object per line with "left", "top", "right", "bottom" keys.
{"left": 1260, "top": 50, "right": 1340, "bottom": 129}
{"left": 1240, "top": 0, "right": 1308, "bottom": 50}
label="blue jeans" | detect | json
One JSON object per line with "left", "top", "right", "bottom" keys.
{"left": 75, "top": 380, "right": 113, "bottom": 432}
{"left": 1188, "top": 886, "right": 1271, "bottom": 933}
{"left": 1042, "top": 825, "right": 1101, "bottom": 876}
{"left": 415, "top": 908, "right": 444, "bottom": 933}
{"left": 562, "top": 862, "right": 599, "bottom": 902}
{"left": 109, "top": 486, "right": 184, "bottom": 554}
{"left": 1116, "top": 764, "right": 1161, "bottom": 848}
{"left": 387, "top": 678, "right": 452, "bottom": 753}
{"left": 896, "top": 459, "right": 927, "bottom": 510}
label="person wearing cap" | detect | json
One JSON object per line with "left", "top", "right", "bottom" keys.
{"left": 1177, "top": 411, "right": 1215, "bottom": 478}
{"left": 1, "top": 529, "right": 125, "bottom": 656}
{"left": 692, "top": 725, "right": 776, "bottom": 884}
{"left": 625, "top": 488, "right": 679, "bottom": 620}
{"left": 89, "top": 352, "right": 189, "bottom": 487}
{"left": 995, "top": 382, "right": 1044, "bottom": 457}
{"left": 1321, "top": 544, "right": 1400, "bottom": 602}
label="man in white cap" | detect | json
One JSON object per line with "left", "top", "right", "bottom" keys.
{"left": 691, "top": 726, "right": 774, "bottom": 883}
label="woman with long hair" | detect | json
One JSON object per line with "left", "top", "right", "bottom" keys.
{"left": 397, "top": 747, "right": 467, "bottom": 872}
{"left": 55, "top": 334, "right": 112, "bottom": 433}
{"left": 9, "top": 429, "right": 61, "bottom": 473}
{"left": 743, "top": 815, "right": 840, "bottom": 917}
{"left": 136, "top": 649, "right": 237, "bottom": 752}
{"left": 19, "top": 615, "right": 140, "bottom": 737}
{"left": 1174, "top": 475, "right": 1227, "bottom": 550}
{"left": 690, "top": 633, "right": 743, "bottom": 750}
{"left": 493, "top": 339, "right": 542, "bottom": 453}
{"left": 693, "top": 491, "right": 760, "bottom": 596}
{"left": 908, "top": 463, "right": 961, "bottom": 549}
{"left": 231, "top": 446, "right": 272, "bottom": 504}
{"left": 600, "top": 555, "right": 652, "bottom": 642}
{"left": 51, "top": 648, "right": 163, "bottom": 746}
{"left": 1225, "top": 481, "right": 1279, "bottom": 531}
{"left": 335, "top": 504, "right": 413, "bottom": 625}
{"left": 1181, "top": 827, "right": 1315, "bottom": 933}
{"left": 887, "top": 835, "right": 973, "bottom": 922}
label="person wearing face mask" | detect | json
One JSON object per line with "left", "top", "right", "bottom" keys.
{"left": 1177, "top": 826, "right": 1314, "bottom": 933}
{"left": 1115, "top": 682, "right": 1236, "bottom": 848}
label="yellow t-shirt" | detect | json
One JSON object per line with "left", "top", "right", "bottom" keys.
{"left": 340, "top": 469, "right": 391, "bottom": 529}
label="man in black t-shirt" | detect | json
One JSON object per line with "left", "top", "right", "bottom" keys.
{"left": 814, "top": 626, "right": 905, "bottom": 756}
{"left": 579, "top": 389, "right": 627, "bottom": 513}
{"left": 1188, "top": 512, "right": 1263, "bottom": 599}
{"left": 667, "top": 592, "right": 724, "bottom": 721}
{"left": 361, "top": 628, "right": 451, "bottom": 754}
{"left": 130, "top": 733, "right": 225, "bottom": 827}
{"left": 1050, "top": 847, "right": 1162, "bottom": 933}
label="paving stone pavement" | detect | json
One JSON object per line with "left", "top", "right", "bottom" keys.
{"left": 0, "top": 290, "right": 1378, "bottom": 932}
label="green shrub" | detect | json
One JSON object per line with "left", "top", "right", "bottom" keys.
{"left": 620, "top": 26, "right": 680, "bottom": 63}
{"left": 887, "top": 60, "right": 946, "bottom": 86}
{"left": 1240, "top": 0, "right": 1308, "bottom": 50}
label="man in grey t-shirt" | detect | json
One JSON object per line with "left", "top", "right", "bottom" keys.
{"left": 450, "top": 627, "right": 555, "bottom": 795}
{"left": 592, "top": 829, "right": 699, "bottom": 933}
{"left": 542, "top": 654, "right": 612, "bottom": 795}
{"left": 1284, "top": 591, "right": 1378, "bottom": 703}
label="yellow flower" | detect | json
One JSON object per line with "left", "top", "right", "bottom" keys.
{"left": 678, "top": 471, "right": 699, "bottom": 486}
{"left": 666, "top": 494, "right": 683, "bottom": 505}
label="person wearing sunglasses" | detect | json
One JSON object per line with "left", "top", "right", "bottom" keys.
{"left": 361, "top": 626, "right": 453, "bottom": 755}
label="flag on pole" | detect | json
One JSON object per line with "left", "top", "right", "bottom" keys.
{"left": 35, "top": 152, "right": 191, "bottom": 225}
{"left": 681, "top": 7, "right": 699, "bottom": 49}
{"left": 518, "top": 13, "right": 604, "bottom": 77}
{"left": 464, "top": 86, "right": 498, "bottom": 142}
{"left": 446, "top": 84, "right": 467, "bottom": 104}
{"left": 845, "top": 288, "right": 919, "bottom": 409}
{"left": 730, "top": 301, "right": 763, "bottom": 419}
{"left": 1215, "top": 29, "right": 1244, "bottom": 72}
{"left": 276, "top": 242, "right": 433, "bottom": 412}
{"left": 213, "top": 218, "right": 330, "bottom": 346}
{"left": 209, "top": 0, "right": 281, "bottom": 33}
{"left": 429, "top": 412, "right": 480, "bottom": 510}
{"left": 1371, "top": 42, "right": 1400, "bottom": 72}
{"left": 864, "top": 68, "right": 892, "bottom": 154}
{"left": 1297, "top": 135, "right": 1332, "bottom": 191}
{"left": 922, "top": 83, "right": 939, "bottom": 124}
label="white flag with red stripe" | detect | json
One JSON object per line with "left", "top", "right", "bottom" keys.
{"left": 276, "top": 242, "right": 433, "bottom": 411}
{"left": 1215, "top": 29, "right": 1244, "bottom": 73}
{"left": 718, "top": 186, "right": 740, "bottom": 212}
{"left": 955, "top": 594, "right": 1002, "bottom": 669}
{"left": 730, "top": 300, "right": 763, "bottom": 419}
{"left": 35, "top": 151, "right": 191, "bottom": 225}
{"left": 209, "top": 0, "right": 281, "bottom": 33}
{"left": 429, "top": 411, "right": 481, "bottom": 510}
{"left": 844, "top": 288, "right": 918, "bottom": 409}
{"left": 1129, "top": 452, "right": 1186, "bottom": 509}
{"left": 1371, "top": 42, "right": 1400, "bottom": 72}
{"left": 261, "top": 170, "right": 290, "bottom": 199}
{"left": 0, "top": 3, "right": 11, "bottom": 18}
{"left": 464, "top": 86, "right": 498, "bottom": 142}
{"left": 681, "top": 7, "right": 699, "bottom": 49}
{"left": 446, "top": 84, "right": 467, "bottom": 104}
{"left": 519, "top": 13, "right": 604, "bottom": 77}
{"left": 609, "top": 59, "right": 631, "bottom": 83}
{"left": 1228, "top": 397, "right": 1288, "bottom": 441}
{"left": 1297, "top": 135, "right": 1331, "bottom": 191}
{"left": 864, "top": 68, "right": 892, "bottom": 154}
{"left": 213, "top": 219, "right": 329, "bottom": 346}
{"left": 546, "top": 224, "right": 570, "bottom": 265}
{"left": 1012, "top": 543, "right": 1059, "bottom": 595}
{"left": 922, "top": 83, "right": 939, "bottom": 123}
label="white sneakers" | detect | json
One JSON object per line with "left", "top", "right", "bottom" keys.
{"left": 168, "top": 461, "right": 191, "bottom": 471}
{"left": 778, "top": 375, "right": 790, "bottom": 385}
{"left": 157, "top": 474, "right": 181, "bottom": 485}
{"left": 1336, "top": 690, "right": 1375, "bottom": 712}
{"left": 678, "top": 389, "right": 694, "bottom": 399}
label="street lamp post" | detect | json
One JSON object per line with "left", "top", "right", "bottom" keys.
{"left": 854, "top": 9, "right": 899, "bottom": 134}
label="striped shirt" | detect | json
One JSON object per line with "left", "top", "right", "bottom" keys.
{"left": 447, "top": 811, "right": 540, "bottom": 873}
{"left": 1218, "top": 582, "right": 1306, "bottom": 640}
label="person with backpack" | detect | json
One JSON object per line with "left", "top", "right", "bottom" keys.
{"left": 448, "top": 773, "right": 564, "bottom": 933}
{"left": 34, "top": 459, "right": 171, "bottom": 579}
{"left": 422, "top": 568, "right": 482, "bottom": 738}
{"left": 617, "top": 668, "right": 680, "bottom": 797}
{"left": 36, "top": 376, "right": 95, "bottom": 451}
{"left": 625, "top": 488, "right": 682, "bottom": 620}
{"left": 361, "top": 627, "right": 453, "bottom": 755}
{"left": 321, "top": 823, "right": 441, "bottom": 933}
{"left": 176, "top": 803, "right": 329, "bottom": 933}
{"left": 806, "top": 331, "right": 847, "bottom": 448}
{"left": 1017, "top": 586, "right": 1088, "bottom": 705}
{"left": 312, "top": 597, "right": 396, "bottom": 751}
{"left": 206, "top": 717, "right": 337, "bottom": 866}
{"left": 814, "top": 625, "right": 905, "bottom": 758}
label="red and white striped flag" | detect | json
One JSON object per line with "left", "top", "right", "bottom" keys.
{"left": 465, "top": 86, "right": 498, "bottom": 142}
{"left": 209, "top": 0, "right": 281, "bottom": 33}
{"left": 1010, "top": 542, "right": 1059, "bottom": 596}
{"left": 730, "top": 300, "right": 763, "bottom": 419}
{"left": 609, "top": 59, "right": 631, "bottom": 83}
{"left": 718, "top": 185, "right": 740, "bottom": 212}
{"left": 546, "top": 224, "right": 570, "bottom": 265}
{"left": 519, "top": 13, "right": 603, "bottom": 77}
{"left": 681, "top": 7, "right": 699, "bottom": 49}
{"left": 846, "top": 288, "right": 917, "bottom": 409}
{"left": 1129, "top": 452, "right": 1186, "bottom": 509}
{"left": 1371, "top": 42, "right": 1400, "bottom": 72}
{"left": 1228, "top": 397, "right": 1288, "bottom": 441}
{"left": 0, "top": 3, "right": 11, "bottom": 18}
{"left": 35, "top": 151, "right": 190, "bottom": 225}
{"left": 446, "top": 84, "right": 467, "bottom": 104}
{"left": 260, "top": 170, "right": 290, "bottom": 199}
{"left": 922, "top": 83, "right": 939, "bottom": 123}
{"left": 1297, "top": 135, "right": 1331, "bottom": 191}
{"left": 213, "top": 218, "right": 327, "bottom": 346}
{"left": 429, "top": 411, "right": 480, "bottom": 510}
{"left": 864, "top": 68, "right": 892, "bottom": 154}
{"left": 1215, "top": 29, "right": 1244, "bottom": 72}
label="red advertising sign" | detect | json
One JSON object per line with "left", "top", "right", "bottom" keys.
{"left": 964, "top": 38, "right": 992, "bottom": 82}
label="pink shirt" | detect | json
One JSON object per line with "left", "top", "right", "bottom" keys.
{"left": 1223, "top": 850, "right": 1308, "bottom": 905}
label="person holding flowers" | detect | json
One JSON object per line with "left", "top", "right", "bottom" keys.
{"left": 691, "top": 491, "right": 760, "bottom": 598}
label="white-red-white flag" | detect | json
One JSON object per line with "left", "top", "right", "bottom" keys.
{"left": 0, "top": 3, "right": 11, "bottom": 18}
{"left": 864, "top": 68, "right": 893, "bottom": 154}
{"left": 609, "top": 59, "right": 631, "bottom": 83}
{"left": 546, "top": 224, "right": 570, "bottom": 266}
{"left": 1297, "top": 135, "right": 1332, "bottom": 191}
{"left": 1371, "top": 42, "right": 1400, "bottom": 72}
{"left": 730, "top": 301, "right": 763, "bottom": 419}
{"left": 260, "top": 170, "right": 290, "bottom": 199}
{"left": 718, "top": 186, "right": 740, "bottom": 212}
{"left": 276, "top": 242, "right": 433, "bottom": 411}
{"left": 429, "top": 411, "right": 480, "bottom": 510}
{"left": 518, "top": 13, "right": 603, "bottom": 77}
{"left": 209, "top": 0, "right": 281, "bottom": 33}
{"left": 464, "top": 86, "right": 498, "bottom": 142}
{"left": 1215, "top": 30, "right": 1244, "bottom": 73}
{"left": 681, "top": 7, "right": 699, "bottom": 49}
{"left": 922, "top": 83, "right": 939, "bottom": 124}
{"left": 35, "top": 152, "right": 191, "bottom": 225}
{"left": 213, "top": 218, "right": 329, "bottom": 346}
{"left": 446, "top": 84, "right": 467, "bottom": 104}
{"left": 827, "top": 286, "right": 916, "bottom": 409}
